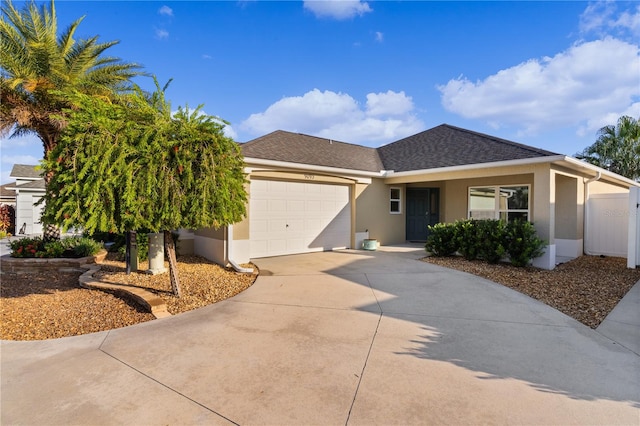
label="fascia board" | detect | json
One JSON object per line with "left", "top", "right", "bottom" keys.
{"left": 385, "top": 155, "right": 566, "bottom": 178}
{"left": 244, "top": 157, "right": 386, "bottom": 180}
{"left": 559, "top": 156, "right": 640, "bottom": 188}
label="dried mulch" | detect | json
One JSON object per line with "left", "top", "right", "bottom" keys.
{"left": 2, "top": 253, "right": 638, "bottom": 340}
{"left": 423, "top": 255, "right": 640, "bottom": 329}
{"left": 1, "top": 272, "right": 155, "bottom": 341}
{"left": 1, "top": 253, "right": 256, "bottom": 341}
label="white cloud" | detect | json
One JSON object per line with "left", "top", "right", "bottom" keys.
{"left": 375, "top": 31, "right": 383, "bottom": 42}
{"left": 303, "top": 0, "right": 372, "bottom": 20}
{"left": 580, "top": 1, "right": 640, "bottom": 38}
{"left": 155, "top": 29, "right": 169, "bottom": 40}
{"left": 223, "top": 125, "right": 238, "bottom": 140}
{"left": 240, "top": 89, "right": 424, "bottom": 145}
{"left": 158, "top": 5, "right": 173, "bottom": 17}
{"left": 366, "top": 91, "right": 413, "bottom": 116}
{"left": 438, "top": 37, "right": 640, "bottom": 136}
{"left": 1, "top": 154, "right": 40, "bottom": 165}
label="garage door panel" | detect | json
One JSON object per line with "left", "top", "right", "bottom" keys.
{"left": 250, "top": 180, "right": 351, "bottom": 258}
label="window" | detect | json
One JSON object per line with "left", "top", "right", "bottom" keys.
{"left": 390, "top": 187, "right": 402, "bottom": 214}
{"left": 469, "top": 185, "right": 529, "bottom": 221}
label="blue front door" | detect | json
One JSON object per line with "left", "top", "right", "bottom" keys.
{"left": 406, "top": 188, "right": 440, "bottom": 241}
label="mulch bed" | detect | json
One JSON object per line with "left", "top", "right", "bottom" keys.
{"left": 1, "top": 254, "right": 256, "bottom": 341}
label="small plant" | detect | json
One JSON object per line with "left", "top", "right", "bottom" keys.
{"left": 9, "top": 237, "right": 45, "bottom": 258}
{"left": 476, "top": 219, "right": 506, "bottom": 264}
{"left": 0, "top": 204, "right": 15, "bottom": 235}
{"left": 504, "top": 220, "right": 546, "bottom": 267}
{"left": 425, "top": 222, "right": 457, "bottom": 256}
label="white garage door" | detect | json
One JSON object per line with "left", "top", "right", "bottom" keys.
{"left": 250, "top": 179, "right": 351, "bottom": 258}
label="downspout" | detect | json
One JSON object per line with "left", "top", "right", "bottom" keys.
{"left": 583, "top": 171, "right": 602, "bottom": 255}
{"left": 226, "top": 225, "right": 254, "bottom": 274}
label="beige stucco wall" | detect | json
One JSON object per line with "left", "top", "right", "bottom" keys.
{"left": 589, "top": 179, "right": 629, "bottom": 194}
{"left": 355, "top": 179, "right": 405, "bottom": 245}
{"left": 555, "top": 174, "right": 581, "bottom": 240}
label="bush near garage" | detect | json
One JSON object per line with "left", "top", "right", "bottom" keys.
{"left": 425, "top": 219, "right": 546, "bottom": 267}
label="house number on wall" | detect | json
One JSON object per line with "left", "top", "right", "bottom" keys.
{"left": 304, "top": 174, "right": 315, "bottom": 180}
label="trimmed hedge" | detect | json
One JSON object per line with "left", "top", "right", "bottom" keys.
{"left": 425, "top": 219, "right": 545, "bottom": 267}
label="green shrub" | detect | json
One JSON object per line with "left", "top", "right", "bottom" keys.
{"left": 9, "top": 236, "right": 102, "bottom": 258}
{"left": 454, "top": 219, "right": 481, "bottom": 261}
{"left": 70, "top": 237, "right": 103, "bottom": 257}
{"left": 504, "top": 220, "right": 546, "bottom": 267}
{"left": 9, "top": 237, "right": 45, "bottom": 258}
{"left": 425, "top": 222, "right": 457, "bottom": 256}
{"left": 43, "top": 240, "right": 66, "bottom": 258}
{"left": 476, "top": 219, "right": 506, "bottom": 264}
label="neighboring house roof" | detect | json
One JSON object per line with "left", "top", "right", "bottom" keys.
{"left": 11, "top": 180, "right": 46, "bottom": 190}
{"left": 10, "top": 164, "right": 42, "bottom": 180}
{"left": 242, "top": 125, "right": 560, "bottom": 174}
{"left": 377, "top": 124, "right": 560, "bottom": 173}
{"left": 0, "top": 183, "right": 16, "bottom": 200}
{"left": 241, "top": 130, "right": 384, "bottom": 172}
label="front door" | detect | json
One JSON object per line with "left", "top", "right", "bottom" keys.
{"left": 406, "top": 188, "right": 440, "bottom": 241}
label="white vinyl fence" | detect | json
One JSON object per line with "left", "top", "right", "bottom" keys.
{"left": 586, "top": 193, "right": 629, "bottom": 258}
{"left": 628, "top": 187, "right": 640, "bottom": 268}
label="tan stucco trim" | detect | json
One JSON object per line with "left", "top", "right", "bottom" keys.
{"left": 249, "top": 170, "right": 357, "bottom": 185}
{"left": 244, "top": 157, "right": 384, "bottom": 181}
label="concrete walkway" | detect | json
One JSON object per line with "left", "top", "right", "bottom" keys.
{"left": 2, "top": 247, "right": 639, "bottom": 425}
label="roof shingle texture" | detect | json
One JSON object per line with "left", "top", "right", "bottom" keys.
{"left": 241, "top": 125, "right": 560, "bottom": 173}
{"left": 242, "top": 131, "right": 383, "bottom": 173}
{"left": 377, "top": 125, "right": 559, "bottom": 173}
{"left": 10, "top": 164, "right": 42, "bottom": 179}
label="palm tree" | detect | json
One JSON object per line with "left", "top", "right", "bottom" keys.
{"left": 576, "top": 115, "right": 640, "bottom": 181}
{"left": 0, "top": 0, "right": 143, "bottom": 239}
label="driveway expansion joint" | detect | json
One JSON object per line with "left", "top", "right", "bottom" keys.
{"left": 98, "top": 347, "right": 239, "bottom": 425}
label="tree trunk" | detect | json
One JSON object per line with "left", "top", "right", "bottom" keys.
{"left": 164, "top": 230, "right": 181, "bottom": 297}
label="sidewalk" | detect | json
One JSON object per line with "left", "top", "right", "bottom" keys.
{"left": 597, "top": 280, "right": 640, "bottom": 355}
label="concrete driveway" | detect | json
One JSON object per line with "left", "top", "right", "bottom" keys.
{"left": 2, "top": 247, "right": 639, "bottom": 425}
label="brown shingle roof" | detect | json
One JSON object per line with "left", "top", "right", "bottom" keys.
{"left": 377, "top": 124, "right": 560, "bottom": 172}
{"left": 242, "top": 130, "right": 383, "bottom": 172}
{"left": 0, "top": 183, "right": 16, "bottom": 198}
{"left": 241, "top": 125, "right": 560, "bottom": 174}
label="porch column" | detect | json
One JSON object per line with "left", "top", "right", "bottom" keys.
{"left": 532, "top": 165, "right": 556, "bottom": 270}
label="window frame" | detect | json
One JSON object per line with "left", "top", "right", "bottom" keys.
{"left": 468, "top": 184, "right": 531, "bottom": 221}
{"left": 389, "top": 187, "right": 402, "bottom": 214}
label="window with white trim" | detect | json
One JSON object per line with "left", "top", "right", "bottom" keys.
{"left": 390, "top": 187, "right": 402, "bottom": 214}
{"left": 469, "top": 185, "right": 530, "bottom": 221}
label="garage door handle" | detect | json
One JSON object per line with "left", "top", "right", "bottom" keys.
{"left": 286, "top": 224, "right": 289, "bottom": 228}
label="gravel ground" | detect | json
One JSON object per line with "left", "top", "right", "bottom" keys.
{"left": 2, "top": 253, "right": 638, "bottom": 340}
{"left": 424, "top": 255, "right": 640, "bottom": 329}
{"left": 1, "top": 254, "right": 256, "bottom": 341}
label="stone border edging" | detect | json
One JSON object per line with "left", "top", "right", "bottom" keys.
{"left": 79, "top": 264, "right": 170, "bottom": 319}
{"left": 1, "top": 250, "right": 109, "bottom": 274}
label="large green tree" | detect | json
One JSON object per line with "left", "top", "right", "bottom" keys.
{"left": 576, "top": 115, "right": 640, "bottom": 181}
{"left": 41, "top": 83, "right": 248, "bottom": 296}
{"left": 0, "top": 0, "right": 142, "bottom": 153}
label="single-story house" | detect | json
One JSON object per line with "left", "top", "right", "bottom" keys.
{"left": 190, "top": 124, "right": 639, "bottom": 270}
{"left": 7, "top": 164, "right": 46, "bottom": 235}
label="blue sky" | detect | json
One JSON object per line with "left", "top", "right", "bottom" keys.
{"left": 1, "top": 0, "right": 639, "bottom": 183}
